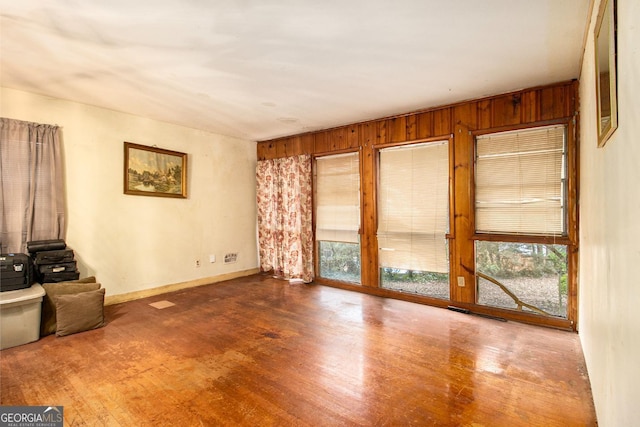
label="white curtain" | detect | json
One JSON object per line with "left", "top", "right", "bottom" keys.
{"left": 0, "top": 118, "right": 65, "bottom": 253}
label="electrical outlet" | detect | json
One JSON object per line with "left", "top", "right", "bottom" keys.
{"left": 457, "top": 276, "right": 465, "bottom": 287}
{"left": 195, "top": 259, "right": 201, "bottom": 268}
{"left": 224, "top": 253, "right": 238, "bottom": 264}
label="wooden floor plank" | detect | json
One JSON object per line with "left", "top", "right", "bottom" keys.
{"left": 0, "top": 274, "right": 596, "bottom": 426}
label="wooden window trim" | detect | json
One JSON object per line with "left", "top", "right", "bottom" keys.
{"left": 258, "top": 80, "right": 580, "bottom": 330}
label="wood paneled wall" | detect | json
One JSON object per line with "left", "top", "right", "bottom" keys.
{"left": 257, "top": 81, "right": 576, "bottom": 160}
{"left": 257, "top": 80, "right": 579, "bottom": 330}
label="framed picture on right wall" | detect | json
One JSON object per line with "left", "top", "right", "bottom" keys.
{"left": 595, "top": 0, "right": 618, "bottom": 147}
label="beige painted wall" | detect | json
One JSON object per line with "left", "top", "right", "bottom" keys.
{"left": 1, "top": 88, "right": 258, "bottom": 297}
{"left": 579, "top": 0, "right": 640, "bottom": 425}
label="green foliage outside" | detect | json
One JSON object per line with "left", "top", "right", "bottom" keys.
{"left": 476, "top": 241, "right": 567, "bottom": 284}
{"left": 475, "top": 241, "right": 569, "bottom": 317}
{"left": 317, "top": 240, "right": 568, "bottom": 310}
{"left": 318, "top": 241, "right": 361, "bottom": 283}
{"left": 380, "top": 269, "right": 448, "bottom": 283}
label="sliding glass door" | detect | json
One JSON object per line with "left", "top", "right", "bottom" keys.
{"left": 377, "top": 141, "right": 450, "bottom": 299}
{"left": 315, "top": 152, "right": 361, "bottom": 284}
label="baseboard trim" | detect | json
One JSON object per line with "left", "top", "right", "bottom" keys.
{"left": 104, "top": 268, "right": 260, "bottom": 306}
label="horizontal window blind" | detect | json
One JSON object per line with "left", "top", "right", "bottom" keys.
{"left": 377, "top": 141, "right": 449, "bottom": 273}
{"left": 315, "top": 152, "right": 360, "bottom": 243}
{"left": 475, "top": 125, "right": 566, "bottom": 235}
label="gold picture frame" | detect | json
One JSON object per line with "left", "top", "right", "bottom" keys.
{"left": 595, "top": 0, "right": 618, "bottom": 147}
{"left": 124, "top": 142, "right": 187, "bottom": 198}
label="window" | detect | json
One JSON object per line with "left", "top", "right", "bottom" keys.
{"left": 476, "top": 241, "right": 568, "bottom": 317}
{"left": 475, "top": 125, "right": 566, "bottom": 236}
{"left": 474, "top": 125, "right": 568, "bottom": 317}
{"left": 377, "top": 141, "right": 449, "bottom": 299}
{"left": 315, "top": 152, "right": 361, "bottom": 283}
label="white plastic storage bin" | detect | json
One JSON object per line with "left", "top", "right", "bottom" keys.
{"left": 0, "top": 283, "right": 45, "bottom": 350}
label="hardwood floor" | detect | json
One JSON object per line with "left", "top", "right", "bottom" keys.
{"left": 0, "top": 274, "right": 596, "bottom": 426}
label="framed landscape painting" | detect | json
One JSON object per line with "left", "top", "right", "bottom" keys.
{"left": 124, "top": 142, "right": 187, "bottom": 198}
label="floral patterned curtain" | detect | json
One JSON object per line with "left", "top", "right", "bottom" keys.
{"left": 256, "top": 154, "right": 313, "bottom": 282}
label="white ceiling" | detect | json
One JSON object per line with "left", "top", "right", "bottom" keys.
{"left": 0, "top": 1, "right": 590, "bottom": 141}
